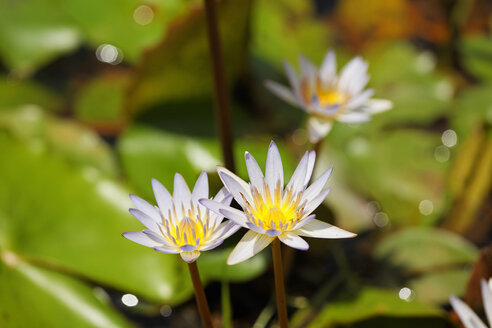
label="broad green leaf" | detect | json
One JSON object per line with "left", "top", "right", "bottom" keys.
{"left": 0, "top": 77, "right": 62, "bottom": 111}
{"left": 409, "top": 269, "right": 471, "bottom": 305}
{"left": 74, "top": 72, "right": 130, "bottom": 123}
{"left": 0, "top": 105, "right": 118, "bottom": 177}
{"left": 0, "top": 253, "right": 132, "bottom": 328}
{"left": 0, "top": 0, "right": 80, "bottom": 76}
{"left": 462, "top": 36, "right": 492, "bottom": 82}
{"left": 308, "top": 287, "right": 443, "bottom": 328}
{"left": 375, "top": 227, "right": 478, "bottom": 273}
{"left": 0, "top": 133, "right": 192, "bottom": 304}
{"left": 451, "top": 85, "right": 492, "bottom": 137}
{"left": 128, "top": 0, "right": 252, "bottom": 112}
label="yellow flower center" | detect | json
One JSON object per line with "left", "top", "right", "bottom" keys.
{"left": 300, "top": 77, "right": 349, "bottom": 110}
{"left": 244, "top": 181, "right": 305, "bottom": 232}
{"left": 160, "top": 203, "right": 212, "bottom": 247}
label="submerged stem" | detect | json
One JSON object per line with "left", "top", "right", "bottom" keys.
{"left": 203, "top": 0, "right": 236, "bottom": 172}
{"left": 272, "top": 238, "right": 289, "bottom": 328}
{"left": 188, "top": 262, "right": 214, "bottom": 328}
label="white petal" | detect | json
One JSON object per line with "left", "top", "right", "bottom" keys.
{"left": 265, "top": 229, "right": 282, "bottom": 237}
{"left": 245, "top": 151, "right": 264, "bottom": 192}
{"left": 292, "top": 214, "right": 316, "bottom": 230}
{"left": 284, "top": 60, "right": 300, "bottom": 97}
{"left": 279, "top": 233, "right": 309, "bottom": 250}
{"left": 246, "top": 222, "right": 266, "bottom": 234}
{"left": 122, "top": 231, "right": 161, "bottom": 248}
{"left": 129, "top": 208, "right": 160, "bottom": 231}
{"left": 192, "top": 171, "right": 209, "bottom": 202}
{"left": 481, "top": 279, "right": 492, "bottom": 326}
{"left": 303, "top": 187, "right": 332, "bottom": 215}
{"left": 360, "top": 99, "right": 393, "bottom": 114}
{"left": 142, "top": 229, "right": 172, "bottom": 246}
{"left": 299, "top": 54, "right": 317, "bottom": 82}
{"left": 129, "top": 194, "right": 160, "bottom": 222}
{"left": 265, "top": 80, "right": 299, "bottom": 106}
{"left": 180, "top": 244, "right": 197, "bottom": 252}
{"left": 151, "top": 179, "right": 173, "bottom": 215}
{"left": 338, "top": 56, "right": 368, "bottom": 92}
{"left": 153, "top": 245, "right": 179, "bottom": 254}
{"left": 180, "top": 251, "right": 201, "bottom": 263}
{"left": 303, "top": 167, "right": 333, "bottom": 203}
{"left": 200, "top": 239, "right": 224, "bottom": 251}
{"left": 227, "top": 231, "right": 274, "bottom": 265}
{"left": 265, "top": 140, "right": 283, "bottom": 194}
{"left": 450, "top": 296, "right": 487, "bottom": 328}
{"left": 307, "top": 117, "right": 332, "bottom": 143}
{"left": 337, "top": 112, "right": 371, "bottom": 123}
{"left": 217, "top": 167, "right": 253, "bottom": 208}
{"left": 295, "top": 219, "right": 356, "bottom": 239}
{"left": 214, "top": 187, "right": 232, "bottom": 204}
{"left": 219, "top": 208, "right": 249, "bottom": 228}
{"left": 208, "top": 220, "right": 241, "bottom": 242}
{"left": 304, "top": 151, "right": 316, "bottom": 185}
{"left": 320, "top": 50, "right": 337, "bottom": 85}
{"left": 286, "top": 151, "right": 309, "bottom": 194}
{"left": 345, "top": 89, "right": 374, "bottom": 110}
{"left": 347, "top": 73, "right": 370, "bottom": 95}
{"left": 173, "top": 173, "right": 192, "bottom": 207}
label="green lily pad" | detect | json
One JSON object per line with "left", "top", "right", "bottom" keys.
{"left": 375, "top": 227, "right": 478, "bottom": 273}
{"left": 308, "top": 287, "right": 443, "bottom": 328}
{"left": 0, "top": 252, "right": 132, "bottom": 328}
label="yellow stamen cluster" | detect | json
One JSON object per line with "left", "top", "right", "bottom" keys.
{"left": 243, "top": 181, "right": 306, "bottom": 232}
{"left": 160, "top": 202, "right": 214, "bottom": 248}
{"left": 300, "top": 77, "right": 349, "bottom": 110}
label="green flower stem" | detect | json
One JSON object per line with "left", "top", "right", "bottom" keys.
{"left": 188, "top": 262, "right": 214, "bottom": 328}
{"left": 272, "top": 238, "right": 289, "bottom": 328}
{"left": 203, "top": 0, "right": 236, "bottom": 173}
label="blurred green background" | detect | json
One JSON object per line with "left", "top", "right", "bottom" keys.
{"left": 0, "top": 0, "right": 491, "bottom": 327}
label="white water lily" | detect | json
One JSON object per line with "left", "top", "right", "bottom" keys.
{"left": 265, "top": 50, "right": 393, "bottom": 143}
{"left": 200, "top": 141, "right": 356, "bottom": 265}
{"left": 123, "top": 172, "right": 240, "bottom": 263}
{"left": 450, "top": 279, "right": 492, "bottom": 328}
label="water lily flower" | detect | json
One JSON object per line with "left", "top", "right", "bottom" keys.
{"left": 123, "top": 172, "right": 240, "bottom": 263}
{"left": 200, "top": 141, "right": 356, "bottom": 265}
{"left": 450, "top": 279, "right": 492, "bottom": 328}
{"left": 265, "top": 50, "right": 393, "bottom": 143}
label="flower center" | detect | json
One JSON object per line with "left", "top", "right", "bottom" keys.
{"left": 160, "top": 203, "right": 212, "bottom": 247}
{"left": 300, "top": 77, "right": 349, "bottom": 111}
{"left": 245, "top": 182, "right": 305, "bottom": 232}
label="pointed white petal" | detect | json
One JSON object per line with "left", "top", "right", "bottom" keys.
{"left": 129, "top": 208, "right": 160, "bottom": 231}
{"left": 337, "top": 112, "right": 371, "bottom": 123}
{"left": 284, "top": 60, "right": 300, "bottom": 96}
{"left": 307, "top": 117, "right": 332, "bottom": 143}
{"left": 265, "top": 141, "right": 283, "bottom": 193}
{"left": 217, "top": 167, "right": 253, "bottom": 208}
{"left": 279, "top": 233, "right": 309, "bottom": 250}
{"left": 303, "top": 167, "right": 333, "bottom": 203}
{"left": 180, "top": 244, "right": 197, "bottom": 252}
{"left": 299, "top": 54, "right": 317, "bottom": 81}
{"left": 246, "top": 222, "right": 266, "bottom": 234}
{"left": 200, "top": 239, "right": 224, "bottom": 251}
{"left": 227, "top": 231, "right": 274, "bottom": 265}
{"left": 173, "top": 173, "right": 192, "bottom": 207}
{"left": 303, "top": 187, "right": 332, "bottom": 215}
{"left": 345, "top": 89, "right": 374, "bottom": 110}
{"left": 192, "top": 171, "right": 209, "bottom": 202}
{"left": 265, "top": 229, "right": 282, "bottom": 237}
{"left": 129, "top": 194, "right": 161, "bottom": 222}
{"left": 142, "top": 229, "right": 173, "bottom": 246}
{"left": 286, "top": 151, "right": 309, "bottom": 194}
{"left": 450, "top": 296, "right": 487, "bottom": 328}
{"left": 338, "top": 57, "right": 368, "bottom": 92}
{"left": 347, "top": 72, "right": 370, "bottom": 96}
{"left": 245, "top": 151, "right": 264, "bottom": 192}
{"left": 265, "top": 80, "right": 299, "bottom": 106}
{"left": 199, "top": 199, "right": 249, "bottom": 227}
{"left": 153, "top": 246, "right": 179, "bottom": 254}
{"left": 320, "top": 50, "right": 337, "bottom": 85}
{"left": 180, "top": 251, "right": 201, "bottom": 263}
{"left": 481, "top": 279, "right": 492, "bottom": 326}
{"left": 304, "top": 151, "right": 316, "bottom": 185}
{"left": 295, "top": 219, "right": 356, "bottom": 239}
{"left": 122, "top": 231, "right": 161, "bottom": 248}
{"left": 208, "top": 220, "right": 241, "bottom": 241}
{"left": 151, "top": 179, "right": 173, "bottom": 215}
{"left": 214, "top": 187, "right": 232, "bottom": 204}
{"left": 360, "top": 99, "right": 393, "bottom": 114}
{"left": 292, "top": 214, "right": 316, "bottom": 230}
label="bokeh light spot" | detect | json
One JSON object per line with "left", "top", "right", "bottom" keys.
{"left": 121, "top": 293, "right": 138, "bottom": 307}
{"left": 441, "top": 129, "right": 457, "bottom": 148}
{"left": 133, "top": 5, "right": 154, "bottom": 26}
{"left": 419, "top": 200, "right": 434, "bottom": 216}
{"left": 95, "top": 44, "right": 123, "bottom": 65}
